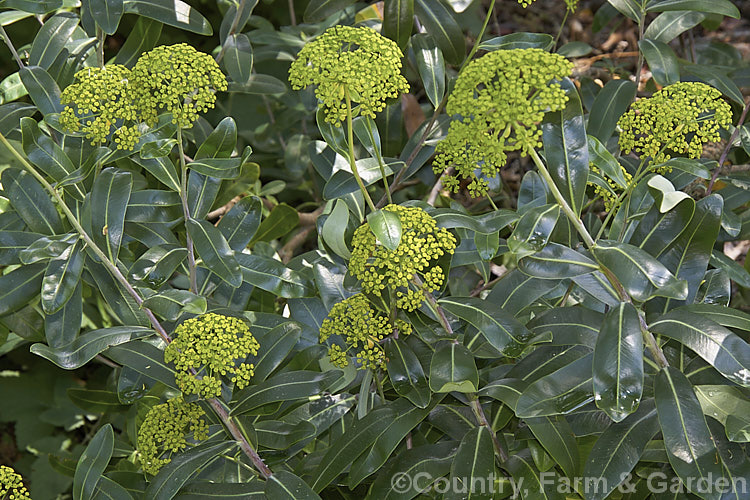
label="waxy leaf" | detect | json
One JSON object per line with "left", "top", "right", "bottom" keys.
{"left": 593, "top": 302, "right": 644, "bottom": 422}
{"left": 384, "top": 338, "right": 430, "bottom": 408}
{"left": 516, "top": 353, "right": 594, "bottom": 418}
{"left": 90, "top": 0, "right": 124, "bottom": 34}
{"left": 141, "top": 289, "right": 207, "bottom": 320}
{"left": 129, "top": 244, "right": 187, "bottom": 288}
{"left": 19, "top": 66, "right": 62, "bottom": 115}
{"left": 2, "top": 168, "right": 64, "bottom": 234}
{"left": 0, "top": 262, "right": 46, "bottom": 316}
{"left": 231, "top": 370, "right": 342, "bottom": 415}
{"left": 439, "top": 296, "right": 534, "bottom": 357}
{"left": 73, "top": 424, "right": 114, "bottom": 500}
{"left": 31, "top": 326, "right": 153, "bottom": 369}
{"left": 592, "top": 240, "right": 688, "bottom": 302}
{"left": 508, "top": 204, "right": 560, "bottom": 259}
{"left": 650, "top": 310, "right": 750, "bottom": 387}
{"left": 123, "top": 0, "right": 212, "bottom": 35}
{"left": 527, "top": 415, "right": 580, "bottom": 478}
{"left": 445, "top": 426, "right": 495, "bottom": 500}
{"left": 429, "top": 342, "right": 479, "bottom": 393}
{"left": 367, "top": 209, "right": 402, "bottom": 251}
{"left": 542, "top": 78, "right": 589, "bottom": 216}
{"left": 92, "top": 168, "right": 132, "bottom": 263}
{"left": 639, "top": 39, "right": 680, "bottom": 86}
{"left": 414, "top": 0, "right": 464, "bottom": 65}
{"left": 587, "top": 79, "right": 636, "bottom": 142}
{"left": 654, "top": 367, "right": 724, "bottom": 499}
{"left": 583, "top": 400, "right": 660, "bottom": 500}
{"left": 265, "top": 471, "right": 320, "bottom": 500}
{"left": 412, "top": 34, "right": 445, "bottom": 108}
{"left": 236, "top": 254, "right": 315, "bottom": 298}
{"left": 383, "top": 0, "right": 413, "bottom": 49}
{"left": 518, "top": 242, "right": 599, "bottom": 279}
{"left": 223, "top": 33, "right": 253, "bottom": 84}
{"left": 42, "top": 240, "right": 84, "bottom": 314}
{"left": 105, "top": 340, "right": 178, "bottom": 390}
{"left": 187, "top": 218, "right": 242, "bottom": 288}
{"left": 217, "top": 196, "right": 262, "bottom": 251}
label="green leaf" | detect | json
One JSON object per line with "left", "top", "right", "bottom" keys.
{"left": 2, "top": 168, "right": 64, "bottom": 234}
{"left": 93, "top": 476, "right": 134, "bottom": 500}
{"left": 67, "top": 388, "right": 127, "bottom": 413}
{"left": 0, "top": 103, "right": 36, "bottom": 136}
{"left": 90, "top": 0, "right": 123, "bottom": 34}
{"left": 250, "top": 322, "right": 302, "bottom": 381}
{"left": 518, "top": 242, "right": 599, "bottom": 279}
{"left": 21, "top": 117, "right": 85, "bottom": 200}
{"left": 383, "top": 0, "right": 413, "bottom": 49}
{"left": 218, "top": 196, "right": 262, "bottom": 251}
{"left": 87, "top": 259, "right": 150, "bottom": 326}
{"left": 593, "top": 302, "right": 643, "bottom": 422}
{"left": 129, "top": 244, "right": 186, "bottom": 288}
{"left": 439, "top": 296, "right": 534, "bottom": 357}
{"left": 657, "top": 194, "right": 722, "bottom": 306}
{"left": 144, "top": 441, "right": 237, "bottom": 500}
{"left": 649, "top": 310, "right": 750, "bottom": 387}
{"left": 608, "top": 0, "right": 643, "bottom": 22}
{"left": 265, "top": 471, "right": 320, "bottom": 500}
{"left": 528, "top": 306, "right": 602, "bottom": 348}
{"left": 478, "top": 32, "right": 554, "bottom": 51}
{"left": 654, "top": 367, "right": 724, "bottom": 499}
{"left": 412, "top": 34, "right": 445, "bottom": 109}
{"left": 592, "top": 240, "right": 688, "bottom": 302}
{"left": 122, "top": 0, "right": 212, "bottom": 35}
{"left": 44, "top": 283, "right": 81, "bottom": 348}
{"left": 347, "top": 397, "right": 439, "bottom": 487}
{"left": 542, "top": 78, "right": 589, "bottom": 216}
{"left": 429, "top": 342, "right": 479, "bottom": 393}
{"left": 187, "top": 157, "right": 242, "bottom": 179}
{"left": 132, "top": 156, "right": 180, "bottom": 191}
{"left": 503, "top": 450, "right": 566, "bottom": 500}
{"left": 444, "top": 426, "right": 494, "bottom": 500}
{"left": 414, "top": 0, "right": 465, "bottom": 65}
{"left": 92, "top": 168, "right": 132, "bottom": 263}
{"left": 682, "top": 63, "right": 744, "bottom": 105}
{"left": 21, "top": 234, "right": 79, "bottom": 264}
{"left": 508, "top": 204, "right": 560, "bottom": 258}
{"left": 236, "top": 254, "right": 316, "bottom": 298}
{"left": 227, "top": 74, "right": 287, "bottom": 95}
{"left": 432, "top": 208, "right": 518, "bottom": 234}
{"left": 196, "top": 117, "right": 237, "bottom": 159}
{"left": 0, "top": 0, "right": 62, "bottom": 14}
{"left": 639, "top": 39, "right": 680, "bottom": 86}
{"left": 384, "top": 338, "right": 430, "bottom": 408}
{"left": 586, "top": 80, "right": 636, "bottom": 142}
{"left": 31, "top": 326, "right": 153, "bottom": 369}
{"left": 29, "top": 13, "right": 79, "bottom": 69}
{"left": 303, "top": 0, "right": 356, "bottom": 22}
{"left": 366, "top": 209, "right": 402, "bottom": 252}
{"left": 0, "top": 262, "right": 45, "bottom": 316}
{"left": 175, "top": 481, "right": 264, "bottom": 499}
{"left": 693, "top": 385, "right": 750, "bottom": 441}
{"left": 42, "top": 241, "right": 84, "bottom": 314}
{"left": 230, "top": 370, "right": 342, "bottom": 415}
{"left": 644, "top": 11, "right": 706, "bottom": 42}
{"left": 140, "top": 139, "right": 176, "bottom": 159}
{"left": 582, "top": 400, "right": 660, "bottom": 500}
{"left": 250, "top": 203, "right": 299, "bottom": 244}
{"left": 631, "top": 184, "right": 694, "bottom": 258}
{"left": 112, "top": 17, "right": 162, "bottom": 67}
{"left": 19, "top": 66, "right": 62, "bottom": 115}
{"left": 223, "top": 34, "right": 253, "bottom": 84}
{"left": 141, "top": 289, "right": 207, "bottom": 321}
{"left": 321, "top": 199, "right": 351, "bottom": 259}
{"left": 526, "top": 415, "right": 580, "bottom": 478}
{"left": 368, "top": 442, "right": 458, "bottom": 499}
{"left": 645, "top": 0, "right": 740, "bottom": 18}
{"left": 515, "top": 353, "right": 594, "bottom": 418}
{"left": 73, "top": 424, "right": 114, "bottom": 500}
{"left": 0, "top": 231, "right": 43, "bottom": 265}
{"left": 105, "top": 340, "right": 178, "bottom": 389}
{"left": 186, "top": 218, "right": 242, "bottom": 288}
{"left": 486, "top": 268, "right": 560, "bottom": 316}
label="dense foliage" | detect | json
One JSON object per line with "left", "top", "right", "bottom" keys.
{"left": 1, "top": 0, "right": 750, "bottom": 499}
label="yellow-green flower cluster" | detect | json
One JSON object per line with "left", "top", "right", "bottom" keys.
{"left": 164, "top": 313, "right": 260, "bottom": 399}
{"left": 60, "top": 65, "right": 141, "bottom": 149}
{"left": 59, "top": 44, "right": 227, "bottom": 149}
{"left": 320, "top": 293, "right": 412, "bottom": 369}
{"left": 433, "top": 49, "right": 573, "bottom": 197}
{"left": 288, "top": 25, "right": 409, "bottom": 125}
{"left": 349, "top": 204, "right": 456, "bottom": 311}
{"left": 588, "top": 165, "right": 633, "bottom": 211}
{"left": 136, "top": 396, "right": 209, "bottom": 475}
{"left": 131, "top": 43, "right": 228, "bottom": 128}
{"left": 618, "top": 82, "right": 732, "bottom": 164}
{"left": 0, "top": 465, "right": 30, "bottom": 500}
{"left": 517, "top": 0, "right": 578, "bottom": 9}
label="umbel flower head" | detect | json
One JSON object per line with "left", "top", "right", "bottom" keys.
{"left": 59, "top": 65, "right": 141, "bottom": 149}
{"left": 132, "top": 43, "right": 228, "bottom": 128}
{"left": 319, "top": 293, "right": 412, "bottom": 370}
{"left": 349, "top": 204, "right": 456, "bottom": 311}
{"left": 0, "top": 465, "right": 30, "bottom": 500}
{"left": 288, "top": 25, "right": 409, "bottom": 125}
{"left": 618, "top": 81, "right": 732, "bottom": 164}
{"left": 136, "top": 396, "right": 209, "bottom": 475}
{"left": 433, "top": 48, "right": 573, "bottom": 197}
{"left": 588, "top": 164, "right": 633, "bottom": 211}
{"left": 164, "top": 313, "right": 260, "bottom": 398}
